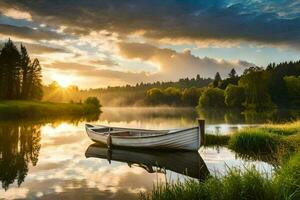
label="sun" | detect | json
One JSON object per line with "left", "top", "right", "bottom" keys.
{"left": 52, "top": 74, "right": 72, "bottom": 88}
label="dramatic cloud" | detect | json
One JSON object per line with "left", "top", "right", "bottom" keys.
{"left": 0, "top": 0, "right": 298, "bottom": 88}
{"left": 119, "top": 42, "right": 256, "bottom": 79}
{"left": 0, "top": 23, "right": 64, "bottom": 40}
{"left": 0, "top": 0, "right": 299, "bottom": 48}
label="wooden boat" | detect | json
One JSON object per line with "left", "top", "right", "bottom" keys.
{"left": 85, "top": 120, "right": 205, "bottom": 151}
{"left": 85, "top": 143, "right": 210, "bottom": 180}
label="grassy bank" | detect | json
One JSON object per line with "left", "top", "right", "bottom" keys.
{"left": 141, "top": 121, "right": 300, "bottom": 200}
{"left": 0, "top": 100, "right": 101, "bottom": 119}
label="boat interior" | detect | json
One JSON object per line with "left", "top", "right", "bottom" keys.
{"left": 89, "top": 126, "right": 169, "bottom": 137}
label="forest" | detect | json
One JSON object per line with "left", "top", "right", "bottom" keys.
{"left": 145, "top": 62, "right": 300, "bottom": 110}
{"left": 0, "top": 39, "right": 43, "bottom": 100}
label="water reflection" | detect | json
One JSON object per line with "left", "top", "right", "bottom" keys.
{"left": 0, "top": 107, "right": 297, "bottom": 199}
{"left": 86, "top": 144, "right": 210, "bottom": 180}
{"left": 0, "top": 123, "right": 41, "bottom": 190}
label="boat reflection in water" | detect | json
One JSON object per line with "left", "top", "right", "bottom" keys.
{"left": 85, "top": 144, "right": 210, "bottom": 180}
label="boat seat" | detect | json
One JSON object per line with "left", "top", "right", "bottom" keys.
{"left": 109, "top": 131, "right": 131, "bottom": 136}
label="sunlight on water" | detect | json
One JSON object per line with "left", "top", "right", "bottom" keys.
{"left": 0, "top": 108, "right": 277, "bottom": 199}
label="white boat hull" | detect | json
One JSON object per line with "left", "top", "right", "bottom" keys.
{"left": 86, "top": 125, "right": 201, "bottom": 151}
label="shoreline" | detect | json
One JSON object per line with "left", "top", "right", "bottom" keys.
{"left": 0, "top": 100, "right": 101, "bottom": 120}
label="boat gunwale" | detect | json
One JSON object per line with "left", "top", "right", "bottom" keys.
{"left": 86, "top": 124, "right": 199, "bottom": 139}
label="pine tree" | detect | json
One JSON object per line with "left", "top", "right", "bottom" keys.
{"left": 213, "top": 72, "right": 222, "bottom": 87}
{"left": 20, "top": 44, "right": 31, "bottom": 99}
{"left": 228, "top": 68, "right": 237, "bottom": 79}
{"left": 0, "top": 39, "right": 21, "bottom": 99}
{"left": 0, "top": 39, "right": 43, "bottom": 100}
{"left": 28, "top": 59, "right": 43, "bottom": 100}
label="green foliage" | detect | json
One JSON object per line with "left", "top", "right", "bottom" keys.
{"left": 181, "top": 87, "right": 202, "bottom": 106}
{"left": 228, "top": 129, "right": 283, "bottom": 154}
{"left": 84, "top": 97, "right": 101, "bottom": 114}
{"left": 147, "top": 88, "right": 164, "bottom": 105}
{"left": 163, "top": 87, "right": 182, "bottom": 105}
{"left": 239, "top": 70, "right": 274, "bottom": 110}
{"left": 198, "top": 87, "right": 225, "bottom": 109}
{"left": 284, "top": 76, "right": 300, "bottom": 106}
{"left": 0, "top": 39, "right": 43, "bottom": 100}
{"left": 268, "top": 61, "right": 300, "bottom": 106}
{"left": 84, "top": 97, "right": 101, "bottom": 108}
{"left": 224, "top": 84, "right": 245, "bottom": 108}
{"left": 146, "top": 87, "right": 202, "bottom": 106}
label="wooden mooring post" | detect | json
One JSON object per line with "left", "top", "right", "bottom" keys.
{"left": 198, "top": 119, "right": 205, "bottom": 146}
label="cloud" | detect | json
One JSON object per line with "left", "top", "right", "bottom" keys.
{"left": 118, "top": 42, "right": 256, "bottom": 79}
{"left": 89, "top": 59, "right": 119, "bottom": 67}
{"left": 20, "top": 43, "right": 68, "bottom": 54}
{"left": 1, "top": 0, "right": 299, "bottom": 49}
{"left": 44, "top": 62, "right": 155, "bottom": 87}
{"left": 0, "top": 40, "right": 68, "bottom": 54}
{"left": 0, "top": 8, "right": 32, "bottom": 20}
{"left": 0, "top": 23, "right": 64, "bottom": 40}
{"left": 42, "top": 42, "right": 256, "bottom": 88}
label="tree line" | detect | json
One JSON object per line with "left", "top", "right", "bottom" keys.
{"left": 41, "top": 75, "right": 213, "bottom": 106}
{"left": 0, "top": 39, "right": 43, "bottom": 100}
{"left": 198, "top": 61, "right": 300, "bottom": 110}
{"left": 146, "top": 61, "right": 300, "bottom": 110}
{"left": 146, "top": 87, "right": 203, "bottom": 106}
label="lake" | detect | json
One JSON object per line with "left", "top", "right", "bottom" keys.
{"left": 1, "top": 107, "right": 298, "bottom": 200}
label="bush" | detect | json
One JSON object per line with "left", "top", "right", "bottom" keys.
{"left": 84, "top": 97, "right": 101, "bottom": 108}
{"left": 198, "top": 87, "right": 225, "bottom": 109}
{"left": 181, "top": 87, "right": 202, "bottom": 106}
{"left": 225, "top": 84, "right": 245, "bottom": 108}
{"left": 146, "top": 88, "right": 164, "bottom": 105}
{"left": 284, "top": 76, "right": 300, "bottom": 106}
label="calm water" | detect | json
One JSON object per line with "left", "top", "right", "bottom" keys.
{"left": 1, "top": 107, "right": 297, "bottom": 200}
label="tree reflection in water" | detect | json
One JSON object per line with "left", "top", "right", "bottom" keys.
{"left": 0, "top": 124, "right": 41, "bottom": 190}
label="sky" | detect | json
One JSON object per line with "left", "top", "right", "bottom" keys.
{"left": 0, "top": 0, "right": 299, "bottom": 89}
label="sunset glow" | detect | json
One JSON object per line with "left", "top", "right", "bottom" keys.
{"left": 52, "top": 74, "right": 72, "bottom": 88}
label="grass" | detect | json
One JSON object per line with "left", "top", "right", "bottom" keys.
{"left": 228, "top": 129, "right": 283, "bottom": 154}
{"left": 140, "top": 167, "right": 275, "bottom": 200}
{"left": 0, "top": 100, "right": 101, "bottom": 119}
{"left": 141, "top": 120, "right": 300, "bottom": 200}
{"left": 274, "top": 153, "right": 300, "bottom": 199}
